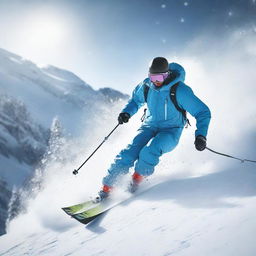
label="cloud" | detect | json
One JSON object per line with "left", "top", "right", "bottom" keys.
{"left": 169, "top": 26, "right": 256, "bottom": 150}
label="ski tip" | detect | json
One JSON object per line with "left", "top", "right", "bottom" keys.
{"left": 62, "top": 207, "right": 74, "bottom": 216}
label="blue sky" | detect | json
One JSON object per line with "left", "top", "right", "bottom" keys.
{"left": 0, "top": 0, "right": 255, "bottom": 93}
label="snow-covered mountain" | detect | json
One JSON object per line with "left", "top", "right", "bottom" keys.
{"left": 0, "top": 48, "right": 128, "bottom": 235}
{"left": 0, "top": 48, "right": 128, "bottom": 136}
{"left": 0, "top": 94, "right": 49, "bottom": 185}
{"left": 0, "top": 180, "right": 11, "bottom": 236}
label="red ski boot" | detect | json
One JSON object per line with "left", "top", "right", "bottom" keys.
{"left": 129, "top": 172, "right": 144, "bottom": 193}
{"left": 94, "top": 185, "right": 112, "bottom": 203}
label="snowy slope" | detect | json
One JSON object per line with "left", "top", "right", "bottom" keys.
{"left": 0, "top": 164, "right": 256, "bottom": 256}
{"left": 0, "top": 109, "right": 255, "bottom": 255}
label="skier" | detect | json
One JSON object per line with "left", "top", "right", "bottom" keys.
{"left": 96, "top": 57, "right": 211, "bottom": 202}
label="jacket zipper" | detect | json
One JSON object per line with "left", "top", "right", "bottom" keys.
{"left": 164, "top": 98, "right": 167, "bottom": 120}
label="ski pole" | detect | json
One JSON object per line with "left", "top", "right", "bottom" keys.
{"left": 73, "top": 123, "right": 120, "bottom": 175}
{"left": 206, "top": 147, "right": 256, "bottom": 164}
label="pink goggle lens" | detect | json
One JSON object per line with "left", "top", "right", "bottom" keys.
{"left": 149, "top": 72, "right": 169, "bottom": 83}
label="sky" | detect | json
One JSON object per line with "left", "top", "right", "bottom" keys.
{"left": 0, "top": 0, "right": 255, "bottom": 93}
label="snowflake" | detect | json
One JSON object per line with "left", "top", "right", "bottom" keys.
{"left": 161, "top": 4, "right": 166, "bottom": 8}
{"left": 180, "top": 18, "right": 185, "bottom": 23}
{"left": 184, "top": 2, "right": 189, "bottom": 6}
{"left": 228, "top": 11, "right": 233, "bottom": 16}
{"left": 162, "top": 39, "right": 166, "bottom": 44}
{"left": 253, "top": 0, "right": 256, "bottom": 4}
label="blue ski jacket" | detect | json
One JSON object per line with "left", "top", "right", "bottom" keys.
{"left": 122, "top": 63, "right": 211, "bottom": 137}
{"left": 102, "top": 63, "right": 211, "bottom": 186}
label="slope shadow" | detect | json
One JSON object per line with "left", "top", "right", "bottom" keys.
{"left": 139, "top": 166, "right": 256, "bottom": 209}
{"left": 85, "top": 212, "right": 107, "bottom": 234}
{"left": 82, "top": 166, "right": 256, "bottom": 232}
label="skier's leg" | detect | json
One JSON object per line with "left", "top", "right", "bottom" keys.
{"left": 102, "top": 126, "right": 156, "bottom": 187}
{"left": 134, "top": 128, "right": 183, "bottom": 176}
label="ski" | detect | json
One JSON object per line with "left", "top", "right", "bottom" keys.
{"left": 62, "top": 200, "right": 98, "bottom": 216}
{"left": 71, "top": 203, "right": 108, "bottom": 224}
{"left": 70, "top": 197, "right": 129, "bottom": 224}
{"left": 62, "top": 182, "right": 158, "bottom": 225}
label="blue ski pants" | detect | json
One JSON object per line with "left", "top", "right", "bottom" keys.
{"left": 103, "top": 125, "right": 183, "bottom": 186}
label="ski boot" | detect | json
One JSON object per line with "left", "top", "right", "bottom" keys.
{"left": 93, "top": 185, "right": 112, "bottom": 203}
{"left": 128, "top": 172, "right": 144, "bottom": 193}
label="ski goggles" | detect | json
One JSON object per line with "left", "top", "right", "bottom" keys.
{"left": 148, "top": 72, "right": 169, "bottom": 84}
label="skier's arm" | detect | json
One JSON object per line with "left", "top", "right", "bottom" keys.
{"left": 121, "top": 81, "right": 146, "bottom": 117}
{"left": 177, "top": 84, "right": 211, "bottom": 137}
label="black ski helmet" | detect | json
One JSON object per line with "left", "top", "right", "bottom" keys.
{"left": 149, "top": 57, "right": 169, "bottom": 74}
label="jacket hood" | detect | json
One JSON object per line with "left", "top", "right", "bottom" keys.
{"left": 147, "top": 62, "right": 186, "bottom": 91}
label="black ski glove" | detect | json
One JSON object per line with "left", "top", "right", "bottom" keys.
{"left": 195, "top": 135, "right": 207, "bottom": 151}
{"left": 118, "top": 112, "right": 130, "bottom": 124}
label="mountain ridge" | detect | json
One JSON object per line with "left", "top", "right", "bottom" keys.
{"left": 0, "top": 47, "right": 129, "bottom": 235}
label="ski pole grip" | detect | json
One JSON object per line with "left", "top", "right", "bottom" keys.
{"left": 73, "top": 169, "right": 79, "bottom": 175}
